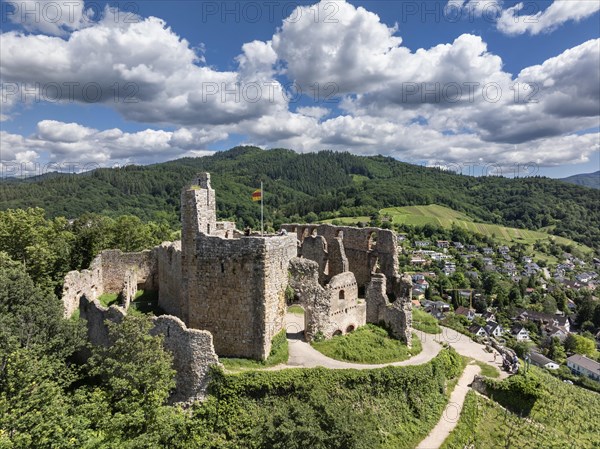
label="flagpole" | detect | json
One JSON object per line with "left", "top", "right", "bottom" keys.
{"left": 260, "top": 181, "right": 264, "bottom": 236}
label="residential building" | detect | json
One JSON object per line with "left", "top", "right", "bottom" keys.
{"left": 511, "top": 324, "right": 530, "bottom": 341}
{"left": 455, "top": 306, "right": 476, "bottom": 321}
{"left": 485, "top": 321, "right": 503, "bottom": 337}
{"left": 529, "top": 352, "right": 559, "bottom": 370}
{"left": 566, "top": 355, "right": 600, "bottom": 382}
{"left": 468, "top": 324, "right": 488, "bottom": 338}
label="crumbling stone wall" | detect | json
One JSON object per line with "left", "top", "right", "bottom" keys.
{"left": 299, "top": 235, "right": 329, "bottom": 284}
{"left": 79, "top": 296, "right": 220, "bottom": 403}
{"left": 288, "top": 258, "right": 366, "bottom": 340}
{"left": 157, "top": 241, "right": 183, "bottom": 317}
{"left": 282, "top": 224, "right": 399, "bottom": 293}
{"left": 79, "top": 295, "right": 126, "bottom": 347}
{"left": 62, "top": 254, "right": 103, "bottom": 318}
{"left": 151, "top": 315, "right": 221, "bottom": 403}
{"left": 121, "top": 269, "right": 138, "bottom": 310}
{"left": 61, "top": 249, "right": 158, "bottom": 318}
{"left": 100, "top": 249, "right": 157, "bottom": 293}
{"left": 365, "top": 273, "right": 412, "bottom": 346}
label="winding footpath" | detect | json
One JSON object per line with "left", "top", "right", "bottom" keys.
{"left": 276, "top": 313, "right": 508, "bottom": 379}
{"left": 262, "top": 314, "right": 509, "bottom": 448}
{"left": 416, "top": 363, "right": 481, "bottom": 449}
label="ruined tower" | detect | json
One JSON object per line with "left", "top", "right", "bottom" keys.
{"left": 180, "top": 173, "right": 297, "bottom": 360}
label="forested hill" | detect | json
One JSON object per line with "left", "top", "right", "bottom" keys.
{"left": 561, "top": 171, "right": 600, "bottom": 190}
{"left": 1, "top": 146, "right": 599, "bottom": 248}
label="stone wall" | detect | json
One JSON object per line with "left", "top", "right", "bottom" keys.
{"left": 282, "top": 224, "right": 399, "bottom": 293}
{"left": 79, "top": 295, "right": 126, "bottom": 347}
{"left": 79, "top": 296, "right": 220, "bottom": 403}
{"left": 61, "top": 254, "right": 103, "bottom": 318}
{"left": 186, "top": 233, "right": 297, "bottom": 360}
{"left": 151, "top": 315, "right": 221, "bottom": 403}
{"left": 61, "top": 249, "right": 158, "bottom": 318}
{"left": 157, "top": 241, "right": 183, "bottom": 317}
{"left": 288, "top": 258, "right": 366, "bottom": 340}
{"left": 100, "top": 249, "right": 158, "bottom": 293}
{"left": 299, "top": 235, "right": 329, "bottom": 285}
{"left": 365, "top": 273, "right": 412, "bottom": 345}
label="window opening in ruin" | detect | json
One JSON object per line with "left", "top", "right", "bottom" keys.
{"left": 302, "top": 228, "right": 309, "bottom": 241}
{"left": 221, "top": 262, "right": 225, "bottom": 273}
{"left": 333, "top": 330, "right": 342, "bottom": 336}
{"left": 368, "top": 231, "right": 377, "bottom": 250}
{"left": 346, "top": 325, "right": 355, "bottom": 333}
{"left": 311, "top": 228, "right": 317, "bottom": 237}
{"left": 339, "top": 290, "right": 345, "bottom": 300}
{"left": 207, "top": 224, "right": 211, "bottom": 234}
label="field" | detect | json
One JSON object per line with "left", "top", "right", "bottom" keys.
{"left": 380, "top": 205, "right": 591, "bottom": 252}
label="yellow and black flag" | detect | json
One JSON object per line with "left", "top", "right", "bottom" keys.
{"left": 252, "top": 188, "right": 262, "bottom": 202}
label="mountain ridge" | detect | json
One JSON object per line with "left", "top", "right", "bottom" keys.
{"left": 1, "top": 146, "right": 598, "bottom": 248}
{"left": 560, "top": 171, "right": 600, "bottom": 189}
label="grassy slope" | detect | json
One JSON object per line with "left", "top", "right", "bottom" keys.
{"left": 412, "top": 308, "right": 441, "bottom": 334}
{"left": 441, "top": 367, "right": 600, "bottom": 449}
{"left": 311, "top": 325, "right": 422, "bottom": 364}
{"left": 381, "top": 204, "right": 592, "bottom": 254}
{"left": 203, "top": 348, "right": 464, "bottom": 449}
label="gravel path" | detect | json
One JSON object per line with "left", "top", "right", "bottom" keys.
{"left": 415, "top": 363, "right": 482, "bottom": 449}
{"left": 267, "top": 315, "right": 507, "bottom": 379}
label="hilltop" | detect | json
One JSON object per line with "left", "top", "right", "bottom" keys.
{"left": 561, "top": 171, "right": 600, "bottom": 189}
{"left": 1, "top": 146, "right": 598, "bottom": 248}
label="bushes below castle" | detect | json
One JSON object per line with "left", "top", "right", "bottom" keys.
{"left": 195, "top": 348, "right": 463, "bottom": 449}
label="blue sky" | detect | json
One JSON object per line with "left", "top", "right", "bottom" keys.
{"left": 1, "top": 0, "right": 599, "bottom": 178}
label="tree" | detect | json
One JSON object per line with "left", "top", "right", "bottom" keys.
{"left": 110, "top": 215, "right": 154, "bottom": 252}
{"left": 0, "top": 252, "right": 84, "bottom": 360}
{"left": 542, "top": 296, "right": 557, "bottom": 314}
{"left": 564, "top": 334, "right": 597, "bottom": 357}
{"left": 576, "top": 294, "right": 596, "bottom": 327}
{"left": 87, "top": 315, "right": 176, "bottom": 441}
{"left": 547, "top": 337, "right": 566, "bottom": 363}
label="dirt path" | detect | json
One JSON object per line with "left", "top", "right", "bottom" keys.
{"left": 266, "top": 315, "right": 507, "bottom": 378}
{"left": 415, "top": 364, "right": 481, "bottom": 449}
{"left": 435, "top": 326, "right": 508, "bottom": 379}
{"left": 275, "top": 313, "right": 442, "bottom": 369}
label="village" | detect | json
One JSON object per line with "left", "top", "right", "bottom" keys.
{"left": 401, "top": 234, "right": 600, "bottom": 385}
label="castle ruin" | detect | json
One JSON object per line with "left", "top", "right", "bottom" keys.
{"left": 62, "top": 172, "right": 412, "bottom": 402}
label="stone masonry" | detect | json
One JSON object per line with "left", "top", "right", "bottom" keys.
{"left": 282, "top": 223, "right": 412, "bottom": 345}
{"left": 79, "top": 295, "right": 220, "bottom": 403}
{"left": 62, "top": 171, "right": 413, "bottom": 401}
{"left": 179, "top": 173, "right": 297, "bottom": 359}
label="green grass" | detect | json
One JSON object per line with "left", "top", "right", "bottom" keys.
{"left": 320, "top": 216, "right": 371, "bottom": 225}
{"left": 97, "top": 292, "right": 119, "bottom": 308}
{"left": 128, "top": 290, "right": 163, "bottom": 316}
{"left": 441, "top": 367, "right": 600, "bottom": 449}
{"left": 461, "top": 356, "right": 500, "bottom": 378}
{"left": 311, "top": 325, "right": 422, "bottom": 364}
{"left": 380, "top": 204, "right": 592, "bottom": 254}
{"left": 220, "top": 329, "right": 289, "bottom": 371}
{"left": 412, "top": 308, "right": 441, "bottom": 334}
{"left": 287, "top": 305, "right": 305, "bottom": 315}
{"left": 474, "top": 361, "right": 501, "bottom": 378}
